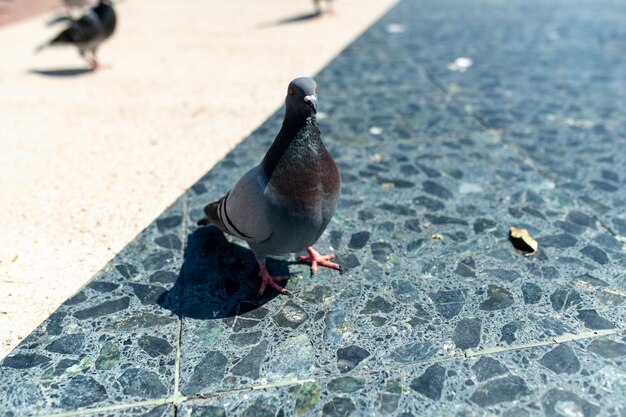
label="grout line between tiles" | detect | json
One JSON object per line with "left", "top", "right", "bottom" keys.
{"left": 178, "top": 328, "right": 624, "bottom": 402}
{"left": 172, "top": 197, "right": 191, "bottom": 413}
{"left": 464, "top": 328, "right": 622, "bottom": 358}
{"left": 38, "top": 327, "right": 623, "bottom": 415}
{"left": 37, "top": 398, "right": 171, "bottom": 417}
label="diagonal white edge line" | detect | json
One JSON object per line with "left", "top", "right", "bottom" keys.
{"left": 37, "top": 398, "right": 172, "bottom": 417}
{"left": 465, "top": 328, "right": 623, "bottom": 358}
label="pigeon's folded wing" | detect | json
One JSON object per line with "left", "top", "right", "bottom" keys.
{"left": 217, "top": 165, "right": 273, "bottom": 243}
{"left": 53, "top": 12, "right": 102, "bottom": 44}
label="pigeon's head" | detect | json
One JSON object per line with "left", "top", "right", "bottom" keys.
{"left": 285, "top": 77, "right": 318, "bottom": 116}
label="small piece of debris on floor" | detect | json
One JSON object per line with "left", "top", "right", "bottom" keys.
{"left": 447, "top": 57, "right": 473, "bottom": 72}
{"left": 509, "top": 227, "right": 538, "bottom": 256}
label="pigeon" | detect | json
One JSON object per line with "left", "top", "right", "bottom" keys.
{"left": 313, "top": 0, "right": 335, "bottom": 16}
{"left": 37, "top": 0, "right": 116, "bottom": 70}
{"left": 197, "top": 77, "right": 342, "bottom": 295}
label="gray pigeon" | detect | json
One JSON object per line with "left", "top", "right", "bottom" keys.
{"left": 313, "top": 0, "right": 335, "bottom": 15}
{"left": 37, "top": 0, "right": 116, "bottom": 70}
{"left": 198, "top": 77, "right": 341, "bottom": 295}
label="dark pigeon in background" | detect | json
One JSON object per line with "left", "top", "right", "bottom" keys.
{"left": 37, "top": 0, "right": 116, "bottom": 70}
{"left": 313, "top": 0, "right": 335, "bottom": 16}
{"left": 198, "top": 77, "right": 342, "bottom": 295}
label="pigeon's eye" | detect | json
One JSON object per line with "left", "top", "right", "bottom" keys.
{"left": 289, "top": 87, "right": 296, "bottom": 96}
{"left": 315, "top": 87, "right": 319, "bottom": 93}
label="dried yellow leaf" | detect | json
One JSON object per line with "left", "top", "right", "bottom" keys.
{"left": 509, "top": 227, "right": 538, "bottom": 256}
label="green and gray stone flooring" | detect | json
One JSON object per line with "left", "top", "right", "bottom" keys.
{"left": 2, "top": 0, "right": 625, "bottom": 415}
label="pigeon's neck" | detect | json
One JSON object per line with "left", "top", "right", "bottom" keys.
{"left": 261, "top": 114, "right": 323, "bottom": 180}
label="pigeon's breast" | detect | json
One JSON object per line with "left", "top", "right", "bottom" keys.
{"left": 260, "top": 149, "right": 340, "bottom": 255}
{"left": 268, "top": 147, "right": 339, "bottom": 218}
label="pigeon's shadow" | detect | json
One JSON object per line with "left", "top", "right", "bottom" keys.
{"left": 30, "top": 68, "right": 94, "bottom": 77}
{"left": 258, "top": 11, "right": 322, "bottom": 29}
{"left": 158, "top": 226, "right": 289, "bottom": 320}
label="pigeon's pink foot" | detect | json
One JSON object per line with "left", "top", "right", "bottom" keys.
{"left": 89, "top": 60, "right": 109, "bottom": 70}
{"left": 258, "top": 263, "right": 289, "bottom": 295}
{"left": 298, "top": 246, "right": 341, "bottom": 274}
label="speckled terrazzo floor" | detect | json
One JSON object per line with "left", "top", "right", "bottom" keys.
{"left": 2, "top": 0, "right": 626, "bottom": 415}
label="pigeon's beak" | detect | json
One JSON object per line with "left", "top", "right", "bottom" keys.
{"left": 304, "top": 95, "right": 317, "bottom": 114}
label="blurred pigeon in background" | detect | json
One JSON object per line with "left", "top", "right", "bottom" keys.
{"left": 37, "top": 0, "right": 116, "bottom": 70}
{"left": 198, "top": 77, "right": 342, "bottom": 295}
{"left": 313, "top": 0, "right": 335, "bottom": 16}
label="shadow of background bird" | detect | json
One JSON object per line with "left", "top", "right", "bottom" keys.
{"left": 257, "top": 12, "right": 322, "bottom": 29}
{"left": 257, "top": 0, "right": 336, "bottom": 29}
{"left": 157, "top": 226, "right": 289, "bottom": 320}
{"left": 30, "top": 67, "right": 93, "bottom": 76}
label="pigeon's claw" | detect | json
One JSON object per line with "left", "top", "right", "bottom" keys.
{"left": 299, "top": 247, "right": 341, "bottom": 274}
{"left": 90, "top": 60, "right": 106, "bottom": 70}
{"left": 258, "top": 263, "right": 290, "bottom": 295}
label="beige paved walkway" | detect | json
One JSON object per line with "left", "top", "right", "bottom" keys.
{"left": 0, "top": 0, "right": 397, "bottom": 359}
{"left": 0, "top": 0, "right": 62, "bottom": 27}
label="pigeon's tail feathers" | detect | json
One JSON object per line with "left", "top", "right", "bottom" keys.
{"left": 36, "top": 34, "right": 66, "bottom": 52}
{"left": 198, "top": 200, "right": 224, "bottom": 228}
{"left": 35, "top": 40, "right": 52, "bottom": 53}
